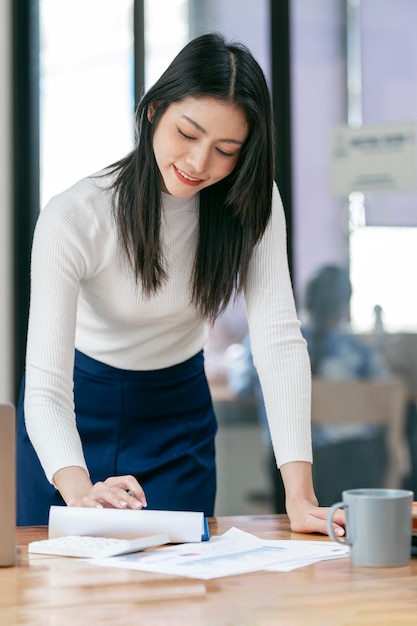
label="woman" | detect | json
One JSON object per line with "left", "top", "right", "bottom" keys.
{"left": 17, "top": 33, "right": 344, "bottom": 536}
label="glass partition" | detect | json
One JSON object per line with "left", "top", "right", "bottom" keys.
{"left": 291, "top": 0, "right": 417, "bottom": 335}
{"left": 39, "top": 0, "right": 135, "bottom": 207}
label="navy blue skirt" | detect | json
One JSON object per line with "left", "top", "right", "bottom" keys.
{"left": 17, "top": 350, "right": 217, "bottom": 525}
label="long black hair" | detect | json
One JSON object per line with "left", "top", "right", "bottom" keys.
{"left": 108, "top": 33, "right": 275, "bottom": 320}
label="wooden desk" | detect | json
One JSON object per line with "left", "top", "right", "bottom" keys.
{"left": 2, "top": 516, "right": 416, "bottom": 626}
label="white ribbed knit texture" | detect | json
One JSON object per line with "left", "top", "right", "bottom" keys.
{"left": 24, "top": 171, "right": 312, "bottom": 483}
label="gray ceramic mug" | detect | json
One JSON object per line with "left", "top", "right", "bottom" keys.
{"left": 327, "top": 488, "right": 414, "bottom": 567}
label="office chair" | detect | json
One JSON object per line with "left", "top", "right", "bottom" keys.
{"left": 311, "top": 378, "right": 408, "bottom": 501}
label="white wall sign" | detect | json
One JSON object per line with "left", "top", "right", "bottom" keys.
{"left": 330, "top": 121, "right": 416, "bottom": 196}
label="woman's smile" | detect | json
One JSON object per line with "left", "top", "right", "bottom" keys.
{"left": 173, "top": 165, "right": 205, "bottom": 186}
{"left": 151, "top": 96, "right": 248, "bottom": 197}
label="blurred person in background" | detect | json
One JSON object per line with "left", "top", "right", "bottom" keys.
{"left": 228, "top": 265, "right": 389, "bottom": 510}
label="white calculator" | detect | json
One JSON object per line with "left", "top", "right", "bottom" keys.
{"left": 28, "top": 533, "right": 170, "bottom": 558}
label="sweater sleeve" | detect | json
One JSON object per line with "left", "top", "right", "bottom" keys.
{"left": 244, "top": 183, "right": 313, "bottom": 467}
{"left": 24, "top": 195, "right": 96, "bottom": 483}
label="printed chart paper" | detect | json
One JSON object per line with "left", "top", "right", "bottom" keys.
{"left": 89, "top": 527, "right": 349, "bottom": 579}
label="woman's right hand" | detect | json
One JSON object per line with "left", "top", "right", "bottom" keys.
{"left": 53, "top": 466, "right": 147, "bottom": 510}
{"left": 81, "top": 475, "right": 147, "bottom": 510}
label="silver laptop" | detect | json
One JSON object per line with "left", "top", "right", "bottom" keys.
{"left": 0, "top": 403, "right": 15, "bottom": 566}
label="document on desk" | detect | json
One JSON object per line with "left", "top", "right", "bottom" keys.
{"left": 88, "top": 528, "right": 349, "bottom": 579}
{"left": 48, "top": 506, "right": 208, "bottom": 543}
{"left": 264, "top": 539, "right": 350, "bottom": 572}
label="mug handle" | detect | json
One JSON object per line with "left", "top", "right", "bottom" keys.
{"left": 327, "top": 501, "right": 351, "bottom": 545}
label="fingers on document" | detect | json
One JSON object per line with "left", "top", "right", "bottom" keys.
{"left": 90, "top": 477, "right": 147, "bottom": 510}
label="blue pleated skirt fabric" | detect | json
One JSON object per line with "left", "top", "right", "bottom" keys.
{"left": 17, "top": 350, "right": 217, "bottom": 525}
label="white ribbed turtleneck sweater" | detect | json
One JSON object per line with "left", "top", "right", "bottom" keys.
{"left": 24, "top": 171, "right": 312, "bottom": 483}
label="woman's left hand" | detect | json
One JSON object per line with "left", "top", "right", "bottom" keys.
{"left": 279, "top": 461, "right": 346, "bottom": 537}
{"left": 287, "top": 499, "right": 345, "bottom": 537}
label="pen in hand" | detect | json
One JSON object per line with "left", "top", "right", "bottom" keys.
{"left": 126, "top": 489, "right": 147, "bottom": 508}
